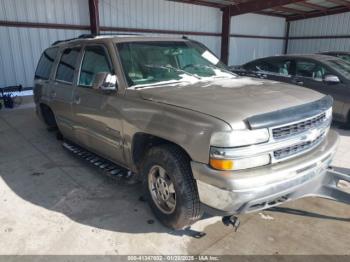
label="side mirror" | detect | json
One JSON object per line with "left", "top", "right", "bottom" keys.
{"left": 324, "top": 74, "right": 340, "bottom": 84}
{"left": 92, "top": 72, "right": 118, "bottom": 91}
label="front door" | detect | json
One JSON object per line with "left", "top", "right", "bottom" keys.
{"left": 293, "top": 59, "right": 345, "bottom": 120}
{"left": 71, "top": 45, "right": 125, "bottom": 166}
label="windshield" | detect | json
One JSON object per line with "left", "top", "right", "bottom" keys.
{"left": 325, "top": 59, "right": 350, "bottom": 79}
{"left": 117, "top": 41, "right": 235, "bottom": 88}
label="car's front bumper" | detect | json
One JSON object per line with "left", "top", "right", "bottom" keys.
{"left": 191, "top": 130, "right": 349, "bottom": 216}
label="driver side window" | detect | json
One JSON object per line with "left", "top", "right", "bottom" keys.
{"left": 79, "top": 46, "right": 112, "bottom": 87}
{"left": 296, "top": 60, "right": 329, "bottom": 81}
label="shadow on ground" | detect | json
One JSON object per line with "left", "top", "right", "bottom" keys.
{"left": 332, "top": 122, "right": 350, "bottom": 136}
{"left": 0, "top": 108, "right": 213, "bottom": 237}
{"left": 267, "top": 206, "right": 350, "bottom": 222}
{"left": 1, "top": 107, "right": 350, "bottom": 240}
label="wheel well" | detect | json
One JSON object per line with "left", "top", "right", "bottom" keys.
{"left": 40, "top": 103, "right": 49, "bottom": 111}
{"left": 39, "top": 103, "right": 57, "bottom": 127}
{"left": 132, "top": 133, "right": 191, "bottom": 168}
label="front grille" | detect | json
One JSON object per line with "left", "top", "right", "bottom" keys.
{"left": 272, "top": 113, "right": 326, "bottom": 140}
{"left": 273, "top": 133, "right": 324, "bottom": 160}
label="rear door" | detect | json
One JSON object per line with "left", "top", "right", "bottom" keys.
{"left": 293, "top": 59, "right": 346, "bottom": 119}
{"left": 51, "top": 46, "right": 82, "bottom": 139}
{"left": 71, "top": 44, "right": 125, "bottom": 165}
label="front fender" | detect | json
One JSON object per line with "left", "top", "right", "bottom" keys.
{"left": 120, "top": 95, "right": 232, "bottom": 166}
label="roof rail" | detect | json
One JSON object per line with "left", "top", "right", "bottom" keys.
{"left": 51, "top": 34, "right": 97, "bottom": 46}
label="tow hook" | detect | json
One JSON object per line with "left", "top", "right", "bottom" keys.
{"left": 222, "top": 215, "right": 240, "bottom": 232}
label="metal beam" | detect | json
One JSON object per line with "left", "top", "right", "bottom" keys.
{"left": 220, "top": 7, "right": 231, "bottom": 65}
{"left": 294, "top": 1, "right": 328, "bottom": 12}
{"left": 230, "top": 33, "right": 285, "bottom": 39}
{"left": 0, "top": 20, "right": 90, "bottom": 30}
{"left": 88, "top": 0, "right": 100, "bottom": 35}
{"left": 289, "top": 34, "right": 350, "bottom": 39}
{"left": 287, "top": 5, "right": 350, "bottom": 20}
{"left": 284, "top": 21, "right": 290, "bottom": 54}
{"left": 255, "top": 11, "right": 289, "bottom": 17}
{"left": 327, "top": 0, "right": 350, "bottom": 8}
{"left": 228, "top": 0, "right": 305, "bottom": 16}
{"left": 273, "top": 6, "right": 307, "bottom": 14}
{"left": 174, "top": 0, "right": 225, "bottom": 8}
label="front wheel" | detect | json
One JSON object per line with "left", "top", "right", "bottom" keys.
{"left": 141, "top": 145, "right": 202, "bottom": 229}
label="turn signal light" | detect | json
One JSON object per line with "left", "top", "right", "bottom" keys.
{"left": 210, "top": 159, "right": 234, "bottom": 171}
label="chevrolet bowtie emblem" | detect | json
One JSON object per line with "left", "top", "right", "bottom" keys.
{"left": 305, "top": 129, "right": 321, "bottom": 141}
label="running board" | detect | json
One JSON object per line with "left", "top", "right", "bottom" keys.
{"left": 315, "top": 168, "right": 350, "bottom": 205}
{"left": 62, "top": 141, "right": 136, "bottom": 183}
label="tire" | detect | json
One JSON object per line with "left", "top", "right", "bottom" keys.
{"left": 141, "top": 144, "right": 202, "bottom": 230}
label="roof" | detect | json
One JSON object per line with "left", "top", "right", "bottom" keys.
{"left": 247, "top": 53, "right": 344, "bottom": 63}
{"left": 320, "top": 51, "right": 350, "bottom": 55}
{"left": 170, "top": 0, "right": 350, "bottom": 21}
{"left": 276, "top": 54, "right": 339, "bottom": 60}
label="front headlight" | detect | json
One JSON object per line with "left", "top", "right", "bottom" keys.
{"left": 210, "top": 129, "right": 270, "bottom": 147}
{"left": 209, "top": 128, "right": 270, "bottom": 170}
{"left": 210, "top": 147, "right": 271, "bottom": 171}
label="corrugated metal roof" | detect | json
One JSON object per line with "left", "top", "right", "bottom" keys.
{"left": 170, "top": 0, "right": 350, "bottom": 20}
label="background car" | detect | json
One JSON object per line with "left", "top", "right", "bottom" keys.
{"left": 319, "top": 51, "right": 350, "bottom": 63}
{"left": 230, "top": 54, "right": 350, "bottom": 125}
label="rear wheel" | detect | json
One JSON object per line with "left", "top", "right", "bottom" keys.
{"left": 141, "top": 144, "right": 202, "bottom": 229}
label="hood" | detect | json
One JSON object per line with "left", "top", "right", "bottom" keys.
{"left": 138, "top": 77, "right": 325, "bottom": 129}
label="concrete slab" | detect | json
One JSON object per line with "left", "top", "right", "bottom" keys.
{"left": 0, "top": 102, "right": 349, "bottom": 255}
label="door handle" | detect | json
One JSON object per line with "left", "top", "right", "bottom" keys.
{"left": 50, "top": 91, "right": 56, "bottom": 98}
{"left": 73, "top": 95, "right": 81, "bottom": 104}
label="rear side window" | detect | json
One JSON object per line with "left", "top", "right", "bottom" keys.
{"left": 56, "top": 47, "right": 81, "bottom": 84}
{"left": 35, "top": 48, "right": 58, "bottom": 80}
{"left": 79, "top": 46, "right": 112, "bottom": 87}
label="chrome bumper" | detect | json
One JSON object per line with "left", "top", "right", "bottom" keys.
{"left": 191, "top": 130, "right": 349, "bottom": 215}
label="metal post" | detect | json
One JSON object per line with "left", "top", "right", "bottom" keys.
{"left": 220, "top": 7, "right": 231, "bottom": 65}
{"left": 88, "top": 0, "right": 100, "bottom": 35}
{"left": 284, "top": 21, "right": 290, "bottom": 54}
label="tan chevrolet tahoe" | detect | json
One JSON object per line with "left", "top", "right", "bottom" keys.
{"left": 34, "top": 34, "right": 349, "bottom": 230}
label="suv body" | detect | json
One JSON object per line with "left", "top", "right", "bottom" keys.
{"left": 230, "top": 54, "right": 350, "bottom": 125}
{"left": 34, "top": 36, "right": 342, "bottom": 229}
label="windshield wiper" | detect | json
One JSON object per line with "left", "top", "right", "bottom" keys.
{"left": 144, "top": 64, "right": 201, "bottom": 80}
{"left": 197, "top": 64, "right": 236, "bottom": 77}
